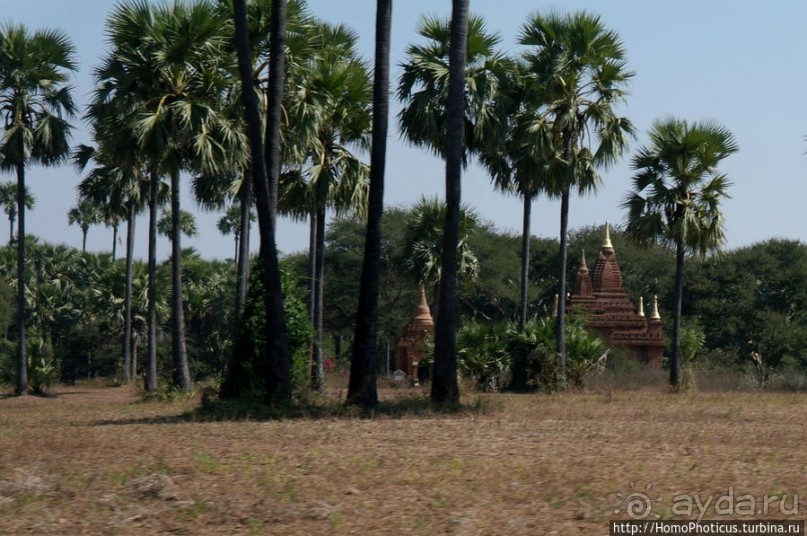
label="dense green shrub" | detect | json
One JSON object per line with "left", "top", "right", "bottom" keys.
{"left": 220, "top": 259, "right": 313, "bottom": 401}
{"left": 0, "top": 332, "right": 58, "bottom": 395}
{"left": 429, "top": 316, "right": 607, "bottom": 392}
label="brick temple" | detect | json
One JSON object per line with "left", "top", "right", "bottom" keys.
{"left": 567, "top": 224, "right": 665, "bottom": 366}
{"left": 395, "top": 287, "right": 434, "bottom": 384}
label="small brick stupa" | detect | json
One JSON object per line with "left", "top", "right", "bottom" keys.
{"left": 395, "top": 288, "right": 434, "bottom": 384}
{"left": 567, "top": 223, "right": 664, "bottom": 366}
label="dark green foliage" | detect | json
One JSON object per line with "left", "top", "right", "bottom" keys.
{"left": 687, "top": 239, "right": 807, "bottom": 372}
{"left": 0, "top": 332, "right": 57, "bottom": 395}
{"left": 220, "top": 258, "right": 312, "bottom": 400}
{"left": 429, "top": 316, "right": 606, "bottom": 393}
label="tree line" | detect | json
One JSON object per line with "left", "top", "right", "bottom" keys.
{"left": 0, "top": 0, "right": 746, "bottom": 405}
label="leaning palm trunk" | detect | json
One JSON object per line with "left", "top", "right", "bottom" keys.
{"left": 15, "top": 164, "right": 28, "bottom": 396}
{"left": 170, "top": 168, "right": 192, "bottom": 391}
{"left": 146, "top": 170, "right": 159, "bottom": 392}
{"left": 122, "top": 202, "right": 136, "bottom": 383}
{"left": 347, "top": 0, "right": 392, "bottom": 408}
{"left": 431, "top": 0, "right": 469, "bottom": 405}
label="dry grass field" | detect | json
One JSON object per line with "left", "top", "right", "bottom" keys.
{"left": 0, "top": 377, "right": 805, "bottom": 535}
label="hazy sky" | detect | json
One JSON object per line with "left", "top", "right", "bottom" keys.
{"left": 4, "top": 0, "right": 807, "bottom": 261}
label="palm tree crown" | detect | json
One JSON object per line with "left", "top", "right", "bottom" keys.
{"left": 624, "top": 118, "right": 738, "bottom": 255}
{"left": 397, "top": 14, "right": 510, "bottom": 163}
{"left": 0, "top": 23, "right": 77, "bottom": 170}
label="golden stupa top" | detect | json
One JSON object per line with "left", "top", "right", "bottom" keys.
{"left": 650, "top": 295, "right": 661, "bottom": 320}
{"left": 602, "top": 221, "right": 613, "bottom": 249}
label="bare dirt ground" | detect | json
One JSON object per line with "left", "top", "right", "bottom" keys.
{"left": 0, "top": 381, "right": 805, "bottom": 535}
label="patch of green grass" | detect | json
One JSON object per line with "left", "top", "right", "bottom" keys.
{"left": 245, "top": 517, "right": 263, "bottom": 535}
{"left": 105, "top": 458, "right": 170, "bottom": 485}
{"left": 330, "top": 510, "right": 343, "bottom": 530}
{"left": 191, "top": 449, "right": 220, "bottom": 474}
{"left": 174, "top": 498, "right": 207, "bottom": 522}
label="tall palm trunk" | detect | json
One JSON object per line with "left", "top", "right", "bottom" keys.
{"left": 308, "top": 212, "right": 317, "bottom": 325}
{"left": 510, "top": 193, "right": 532, "bottom": 391}
{"left": 555, "top": 188, "right": 570, "bottom": 389}
{"left": 170, "top": 167, "right": 191, "bottom": 391}
{"left": 232, "top": 0, "right": 290, "bottom": 403}
{"left": 431, "top": 0, "right": 469, "bottom": 405}
{"left": 8, "top": 214, "right": 14, "bottom": 245}
{"left": 15, "top": 164, "right": 27, "bottom": 396}
{"left": 122, "top": 202, "right": 135, "bottom": 384}
{"left": 81, "top": 227, "right": 88, "bottom": 253}
{"left": 347, "top": 0, "right": 392, "bottom": 408}
{"left": 519, "top": 194, "right": 532, "bottom": 328}
{"left": 235, "top": 173, "right": 252, "bottom": 321}
{"left": 671, "top": 237, "right": 685, "bottom": 388}
{"left": 112, "top": 224, "right": 118, "bottom": 261}
{"left": 311, "top": 207, "right": 326, "bottom": 392}
{"left": 146, "top": 170, "right": 159, "bottom": 392}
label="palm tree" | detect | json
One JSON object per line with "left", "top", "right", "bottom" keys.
{"left": 477, "top": 63, "right": 559, "bottom": 390}
{"left": 623, "top": 118, "right": 737, "bottom": 388}
{"left": 519, "top": 11, "right": 635, "bottom": 387}
{"left": 0, "top": 23, "right": 77, "bottom": 396}
{"left": 75, "top": 142, "right": 150, "bottom": 385}
{"left": 402, "top": 197, "right": 480, "bottom": 307}
{"left": 230, "top": 0, "right": 292, "bottom": 403}
{"left": 346, "top": 0, "right": 392, "bottom": 409}
{"left": 431, "top": 0, "right": 469, "bottom": 404}
{"left": 0, "top": 181, "right": 34, "bottom": 245}
{"left": 397, "top": 13, "right": 510, "bottom": 163}
{"left": 158, "top": 209, "right": 199, "bottom": 240}
{"left": 478, "top": 62, "right": 554, "bottom": 328}
{"left": 218, "top": 203, "right": 254, "bottom": 265}
{"left": 281, "top": 21, "right": 372, "bottom": 392}
{"left": 67, "top": 199, "right": 103, "bottom": 253}
{"left": 100, "top": 0, "right": 246, "bottom": 392}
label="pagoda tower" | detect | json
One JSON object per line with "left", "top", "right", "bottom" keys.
{"left": 567, "top": 223, "right": 664, "bottom": 366}
{"left": 395, "top": 288, "right": 434, "bottom": 382}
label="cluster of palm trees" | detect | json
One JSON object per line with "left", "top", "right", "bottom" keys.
{"left": 0, "top": 0, "right": 737, "bottom": 401}
{"left": 396, "top": 8, "right": 738, "bottom": 394}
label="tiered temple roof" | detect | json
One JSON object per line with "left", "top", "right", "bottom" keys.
{"left": 567, "top": 224, "right": 664, "bottom": 366}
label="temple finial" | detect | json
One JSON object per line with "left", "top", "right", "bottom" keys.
{"left": 637, "top": 296, "right": 645, "bottom": 317}
{"left": 650, "top": 295, "right": 661, "bottom": 320}
{"left": 580, "top": 249, "right": 588, "bottom": 269}
{"left": 414, "top": 286, "right": 433, "bottom": 325}
{"left": 603, "top": 221, "right": 613, "bottom": 248}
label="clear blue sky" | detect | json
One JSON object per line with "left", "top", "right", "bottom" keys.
{"left": 4, "top": 0, "right": 807, "bottom": 261}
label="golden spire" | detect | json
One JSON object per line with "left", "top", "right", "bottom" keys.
{"left": 580, "top": 249, "right": 588, "bottom": 270}
{"left": 650, "top": 295, "right": 661, "bottom": 320}
{"left": 603, "top": 221, "right": 613, "bottom": 248}
{"left": 637, "top": 296, "right": 645, "bottom": 317}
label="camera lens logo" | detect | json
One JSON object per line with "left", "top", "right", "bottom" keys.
{"left": 614, "top": 482, "right": 661, "bottom": 520}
